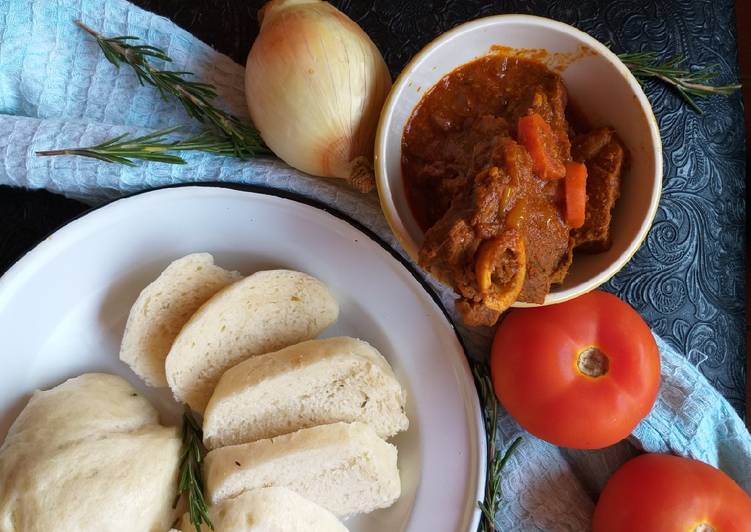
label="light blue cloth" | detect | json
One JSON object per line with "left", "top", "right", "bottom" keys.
{"left": 1, "top": 0, "right": 750, "bottom": 529}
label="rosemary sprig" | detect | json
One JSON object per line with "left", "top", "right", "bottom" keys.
{"left": 175, "top": 410, "right": 214, "bottom": 532}
{"left": 74, "top": 20, "right": 269, "bottom": 157}
{"left": 618, "top": 51, "right": 741, "bottom": 113}
{"left": 472, "top": 361, "right": 522, "bottom": 532}
{"left": 36, "top": 126, "right": 236, "bottom": 166}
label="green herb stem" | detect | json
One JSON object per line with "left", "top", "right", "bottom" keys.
{"left": 74, "top": 20, "right": 269, "bottom": 157}
{"left": 36, "top": 126, "right": 238, "bottom": 166}
{"left": 175, "top": 410, "right": 213, "bottom": 532}
{"left": 472, "top": 361, "right": 521, "bottom": 532}
{"left": 618, "top": 51, "right": 741, "bottom": 114}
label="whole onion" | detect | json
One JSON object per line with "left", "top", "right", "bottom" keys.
{"left": 246, "top": 0, "right": 392, "bottom": 192}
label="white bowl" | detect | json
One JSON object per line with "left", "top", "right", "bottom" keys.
{"left": 374, "top": 14, "right": 662, "bottom": 306}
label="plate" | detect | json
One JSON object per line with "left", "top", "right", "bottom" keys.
{"left": 0, "top": 185, "right": 485, "bottom": 532}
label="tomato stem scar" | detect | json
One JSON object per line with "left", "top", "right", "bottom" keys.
{"left": 577, "top": 347, "right": 609, "bottom": 378}
{"left": 694, "top": 524, "right": 716, "bottom": 532}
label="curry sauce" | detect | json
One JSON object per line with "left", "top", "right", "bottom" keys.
{"left": 401, "top": 53, "right": 625, "bottom": 326}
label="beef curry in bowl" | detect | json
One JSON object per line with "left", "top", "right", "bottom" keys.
{"left": 375, "top": 15, "right": 662, "bottom": 326}
{"left": 402, "top": 53, "right": 625, "bottom": 326}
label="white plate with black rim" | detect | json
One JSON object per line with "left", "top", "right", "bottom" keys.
{"left": 0, "top": 185, "right": 485, "bottom": 532}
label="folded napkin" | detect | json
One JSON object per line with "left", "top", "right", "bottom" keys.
{"left": 2, "top": 0, "right": 750, "bottom": 529}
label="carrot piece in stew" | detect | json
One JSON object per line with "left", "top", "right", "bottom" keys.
{"left": 565, "top": 161, "right": 588, "bottom": 228}
{"left": 517, "top": 113, "right": 566, "bottom": 179}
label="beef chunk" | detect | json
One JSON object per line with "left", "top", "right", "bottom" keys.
{"left": 456, "top": 299, "right": 502, "bottom": 327}
{"left": 571, "top": 128, "right": 626, "bottom": 252}
{"left": 508, "top": 77, "right": 568, "bottom": 133}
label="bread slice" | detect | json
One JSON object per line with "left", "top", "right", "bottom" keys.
{"left": 178, "top": 487, "right": 348, "bottom": 531}
{"left": 120, "top": 253, "right": 242, "bottom": 387}
{"left": 203, "top": 337, "right": 408, "bottom": 449}
{"left": 165, "top": 270, "right": 339, "bottom": 413}
{"left": 204, "top": 422, "right": 401, "bottom": 517}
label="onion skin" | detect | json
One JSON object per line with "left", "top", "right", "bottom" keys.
{"left": 246, "top": 0, "right": 391, "bottom": 192}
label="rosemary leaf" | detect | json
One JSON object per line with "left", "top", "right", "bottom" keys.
{"left": 618, "top": 51, "right": 741, "bottom": 114}
{"left": 472, "top": 361, "right": 522, "bottom": 532}
{"left": 35, "top": 127, "right": 238, "bottom": 166}
{"left": 74, "top": 20, "right": 270, "bottom": 157}
{"left": 175, "top": 409, "right": 213, "bottom": 532}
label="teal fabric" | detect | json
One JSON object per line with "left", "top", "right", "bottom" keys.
{"left": 1, "top": 0, "right": 750, "bottom": 529}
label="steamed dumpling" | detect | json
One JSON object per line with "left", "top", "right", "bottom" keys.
{"left": 120, "top": 253, "right": 242, "bottom": 387}
{"left": 0, "top": 373, "right": 181, "bottom": 532}
{"left": 178, "top": 487, "right": 348, "bottom": 531}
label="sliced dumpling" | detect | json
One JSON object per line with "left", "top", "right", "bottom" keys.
{"left": 203, "top": 337, "right": 408, "bottom": 449}
{"left": 165, "top": 269, "right": 339, "bottom": 413}
{"left": 120, "top": 253, "right": 242, "bottom": 387}
{"left": 178, "top": 487, "right": 348, "bottom": 531}
{"left": 204, "top": 422, "right": 400, "bottom": 517}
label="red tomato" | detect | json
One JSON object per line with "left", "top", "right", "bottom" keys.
{"left": 594, "top": 453, "right": 751, "bottom": 532}
{"left": 490, "top": 291, "right": 660, "bottom": 449}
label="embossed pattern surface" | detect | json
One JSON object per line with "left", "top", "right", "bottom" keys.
{"left": 0, "top": 0, "right": 746, "bottom": 414}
